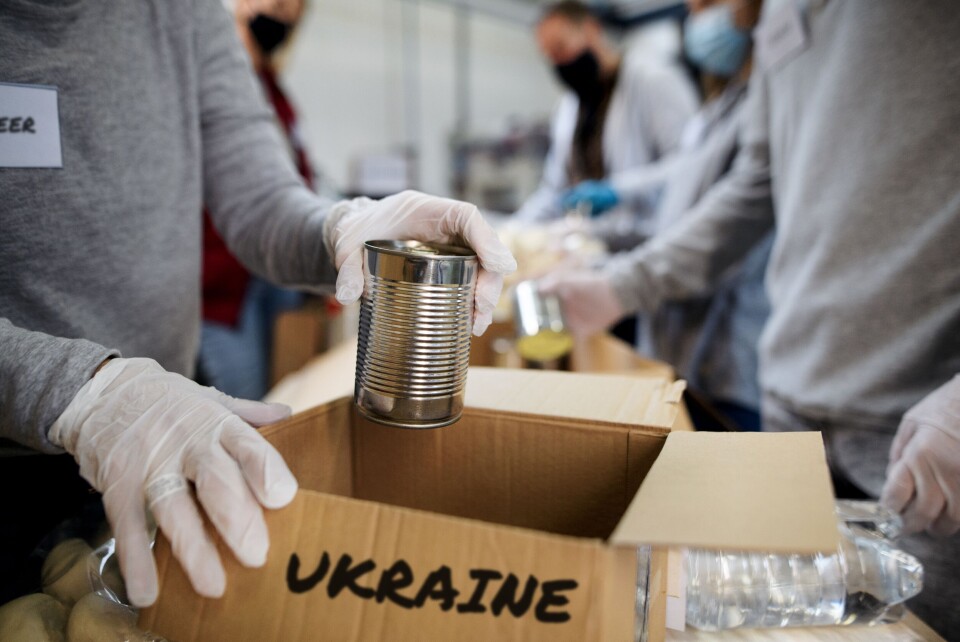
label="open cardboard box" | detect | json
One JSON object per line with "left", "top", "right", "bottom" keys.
{"left": 141, "top": 368, "right": 838, "bottom": 641}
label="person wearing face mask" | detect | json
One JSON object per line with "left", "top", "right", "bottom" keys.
{"left": 513, "top": 1, "right": 700, "bottom": 232}
{"left": 198, "top": 0, "right": 318, "bottom": 401}
{"left": 562, "top": 0, "right": 759, "bottom": 232}
{"left": 549, "top": 0, "right": 768, "bottom": 431}
{"left": 539, "top": 1, "right": 960, "bottom": 634}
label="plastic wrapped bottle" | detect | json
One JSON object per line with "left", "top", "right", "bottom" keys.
{"left": 685, "top": 501, "right": 923, "bottom": 631}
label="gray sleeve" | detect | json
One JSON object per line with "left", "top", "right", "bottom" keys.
{"left": 608, "top": 152, "right": 679, "bottom": 203}
{"left": 194, "top": 0, "right": 337, "bottom": 291}
{"left": 605, "top": 70, "right": 775, "bottom": 314}
{"left": 0, "top": 318, "right": 119, "bottom": 453}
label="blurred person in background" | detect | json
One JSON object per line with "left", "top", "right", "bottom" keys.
{"left": 553, "top": 0, "right": 769, "bottom": 431}
{"left": 0, "top": 0, "right": 515, "bottom": 610}
{"left": 199, "top": 0, "right": 317, "bottom": 401}
{"left": 513, "top": 0, "right": 700, "bottom": 239}
{"left": 542, "top": 2, "right": 960, "bottom": 635}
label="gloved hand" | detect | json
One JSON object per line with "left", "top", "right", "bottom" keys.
{"left": 538, "top": 269, "right": 625, "bottom": 339}
{"left": 560, "top": 180, "right": 620, "bottom": 216}
{"left": 48, "top": 358, "right": 298, "bottom": 607}
{"left": 881, "top": 374, "right": 960, "bottom": 537}
{"left": 323, "top": 190, "right": 517, "bottom": 336}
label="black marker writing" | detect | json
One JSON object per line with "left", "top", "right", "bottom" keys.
{"left": 285, "top": 551, "right": 578, "bottom": 624}
{"left": 0, "top": 117, "right": 36, "bottom": 133}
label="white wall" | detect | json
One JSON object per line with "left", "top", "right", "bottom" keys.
{"left": 283, "top": 0, "right": 561, "bottom": 198}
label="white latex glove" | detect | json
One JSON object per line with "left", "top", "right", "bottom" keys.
{"left": 323, "top": 190, "right": 517, "bottom": 336}
{"left": 881, "top": 374, "right": 960, "bottom": 537}
{"left": 49, "top": 358, "right": 298, "bottom": 607}
{"left": 538, "top": 269, "right": 625, "bottom": 340}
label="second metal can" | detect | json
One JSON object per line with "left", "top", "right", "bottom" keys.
{"left": 512, "top": 279, "right": 574, "bottom": 363}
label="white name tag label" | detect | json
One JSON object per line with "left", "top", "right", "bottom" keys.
{"left": 0, "top": 82, "right": 63, "bottom": 168}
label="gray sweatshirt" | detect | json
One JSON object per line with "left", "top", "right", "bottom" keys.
{"left": 606, "top": 0, "right": 960, "bottom": 430}
{"left": 633, "top": 82, "right": 772, "bottom": 411}
{"left": 1, "top": 0, "right": 336, "bottom": 454}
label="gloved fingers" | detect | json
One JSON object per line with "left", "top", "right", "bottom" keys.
{"left": 536, "top": 270, "right": 566, "bottom": 297}
{"left": 928, "top": 460, "right": 960, "bottom": 537}
{"left": 900, "top": 457, "right": 945, "bottom": 535}
{"left": 102, "top": 486, "right": 160, "bottom": 608}
{"left": 199, "top": 387, "right": 292, "bottom": 427}
{"left": 472, "top": 270, "right": 504, "bottom": 337}
{"left": 186, "top": 441, "right": 270, "bottom": 568}
{"left": 334, "top": 248, "right": 365, "bottom": 304}
{"left": 880, "top": 460, "right": 915, "bottom": 515}
{"left": 564, "top": 309, "right": 605, "bottom": 341}
{"left": 888, "top": 418, "right": 918, "bottom": 467}
{"left": 220, "top": 420, "right": 299, "bottom": 509}
{"left": 928, "top": 496, "right": 960, "bottom": 537}
{"left": 448, "top": 205, "right": 517, "bottom": 276}
{"left": 150, "top": 485, "right": 227, "bottom": 599}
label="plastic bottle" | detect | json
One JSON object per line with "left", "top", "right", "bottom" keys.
{"left": 684, "top": 501, "right": 923, "bottom": 631}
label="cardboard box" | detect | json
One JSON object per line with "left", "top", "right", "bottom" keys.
{"left": 469, "top": 321, "right": 675, "bottom": 380}
{"left": 141, "top": 369, "right": 838, "bottom": 641}
{"left": 269, "top": 298, "right": 361, "bottom": 387}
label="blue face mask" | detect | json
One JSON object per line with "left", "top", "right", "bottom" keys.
{"left": 684, "top": 4, "right": 751, "bottom": 78}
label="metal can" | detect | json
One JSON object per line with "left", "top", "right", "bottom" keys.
{"left": 355, "top": 240, "right": 478, "bottom": 428}
{"left": 512, "top": 279, "right": 574, "bottom": 363}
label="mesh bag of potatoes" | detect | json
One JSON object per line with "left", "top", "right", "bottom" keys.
{"left": 0, "top": 536, "right": 166, "bottom": 642}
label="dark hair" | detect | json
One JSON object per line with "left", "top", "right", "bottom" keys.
{"left": 538, "top": 1, "right": 596, "bottom": 25}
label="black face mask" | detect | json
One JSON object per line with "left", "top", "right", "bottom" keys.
{"left": 554, "top": 49, "right": 602, "bottom": 102}
{"left": 249, "top": 14, "right": 292, "bottom": 56}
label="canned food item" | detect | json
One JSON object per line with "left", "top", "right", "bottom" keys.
{"left": 512, "top": 279, "right": 574, "bottom": 362}
{"left": 355, "top": 240, "right": 478, "bottom": 429}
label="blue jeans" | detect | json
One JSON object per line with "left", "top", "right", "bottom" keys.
{"left": 198, "top": 278, "right": 302, "bottom": 400}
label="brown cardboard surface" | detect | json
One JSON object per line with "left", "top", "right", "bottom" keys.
{"left": 142, "top": 492, "right": 634, "bottom": 641}
{"left": 611, "top": 432, "right": 840, "bottom": 554}
{"left": 270, "top": 305, "right": 326, "bottom": 386}
{"left": 569, "top": 333, "right": 675, "bottom": 380}
{"left": 259, "top": 399, "right": 354, "bottom": 496}
{"left": 352, "top": 408, "right": 651, "bottom": 538}
{"left": 465, "top": 367, "right": 684, "bottom": 431}
{"left": 264, "top": 336, "right": 357, "bottom": 413}
{"left": 469, "top": 321, "right": 676, "bottom": 382}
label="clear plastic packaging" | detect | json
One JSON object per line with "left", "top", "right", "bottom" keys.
{"left": 685, "top": 500, "right": 923, "bottom": 631}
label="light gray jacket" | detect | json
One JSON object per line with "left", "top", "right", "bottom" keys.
{"left": 606, "top": 0, "right": 960, "bottom": 435}
{"left": 632, "top": 82, "right": 772, "bottom": 410}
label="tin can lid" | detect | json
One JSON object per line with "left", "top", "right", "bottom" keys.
{"left": 364, "top": 240, "right": 477, "bottom": 260}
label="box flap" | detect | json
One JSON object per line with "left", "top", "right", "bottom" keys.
{"left": 610, "top": 432, "right": 840, "bottom": 553}
{"left": 465, "top": 368, "right": 684, "bottom": 430}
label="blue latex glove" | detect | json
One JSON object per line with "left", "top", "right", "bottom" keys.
{"left": 561, "top": 180, "right": 620, "bottom": 216}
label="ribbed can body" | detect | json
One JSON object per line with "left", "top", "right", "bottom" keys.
{"left": 355, "top": 240, "right": 478, "bottom": 428}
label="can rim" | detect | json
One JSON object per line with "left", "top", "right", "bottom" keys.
{"left": 364, "top": 239, "right": 477, "bottom": 260}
